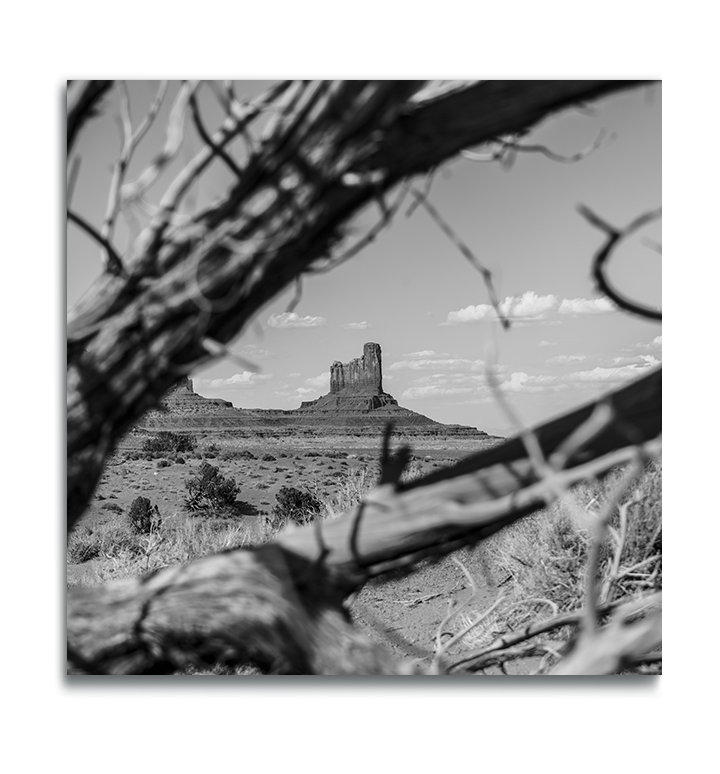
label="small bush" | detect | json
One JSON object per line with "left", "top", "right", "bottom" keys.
{"left": 157, "top": 458, "right": 172, "bottom": 468}
{"left": 142, "top": 431, "right": 196, "bottom": 455}
{"left": 185, "top": 462, "right": 239, "bottom": 516}
{"left": 271, "top": 486, "right": 322, "bottom": 528}
{"left": 262, "top": 454, "right": 277, "bottom": 462}
{"left": 176, "top": 456, "right": 186, "bottom": 465}
{"left": 128, "top": 496, "right": 162, "bottom": 535}
{"left": 101, "top": 502, "right": 124, "bottom": 513}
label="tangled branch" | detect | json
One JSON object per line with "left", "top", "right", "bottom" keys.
{"left": 578, "top": 205, "right": 662, "bottom": 321}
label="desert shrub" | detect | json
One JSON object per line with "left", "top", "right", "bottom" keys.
{"left": 262, "top": 454, "right": 276, "bottom": 462}
{"left": 460, "top": 459, "right": 663, "bottom": 666}
{"left": 157, "top": 458, "right": 172, "bottom": 468}
{"left": 271, "top": 486, "right": 322, "bottom": 528}
{"left": 176, "top": 456, "right": 186, "bottom": 465}
{"left": 128, "top": 496, "right": 162, "bottom": 535}
{"left": 101, "top": 501, "right": 123, "bottom": 513}
{"left": 185, "top": 462, "right": 239, "bottom": 516}
{"left": 142, "top": 431, "right": 196, "bottom": 455}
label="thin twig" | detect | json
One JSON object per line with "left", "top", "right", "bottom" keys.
{"left": 578, "top": 205, "right": 662, "bottom": 321}
{"left": 67, "top": 209, "right": 125, "bottom": 276}
{"left": 405, "top": 185, "right": 510, "bottom": 329}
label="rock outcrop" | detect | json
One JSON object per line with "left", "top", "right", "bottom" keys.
{"left": 135, "top": 343, "right": 494, "bottom": 441}
{"left": 330, "top": 342, "right": 384, "bottom": 394}
{"left": 301, "top": 342, "right": 398, "bottom": 412}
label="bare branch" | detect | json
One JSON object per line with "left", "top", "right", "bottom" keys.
{"left": 578, "top": 205, "right": 662, "bottom": 321}
{"left": 67, "top": 80, "right": 114, "bottom": 154}
{"left": 462, "top": 129, "right": 613, "bottom": 165}
{"left": 406, "top": 185, "right": 510, "bottom": 329}
{"left": 67, "top": 209, "right": 125, "bottom": 277}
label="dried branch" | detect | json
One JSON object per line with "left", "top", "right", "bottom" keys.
{"left": 447, "top": 592, "right": 658, "bottom": 674}
{"left": 552, "top": 593, "right": 661, "bottom": 675}
{"left": 67, "top": 80, "right": 114, "bottom": 154}
{"left": 121, "top": 80, "right": 199, "bottom": 208}
{"left": 102, "top": 80, "right": 168, "bottom": 266}
{"left": 67, "top": 209, "right": 125, "bottom": 276}
{"left": 406, "top": 185, "right": 510, "bottom": 329}
{"left": 67, "top": 80, "right": 659, "bottom": 673}
{"left": 578, "top": 205, "right": 662, "bottom": 321}
{"left": 462, "top": 129, "right": 612, "bottom": 166}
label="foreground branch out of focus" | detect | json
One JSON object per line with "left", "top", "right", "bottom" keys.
{"left": 67, "top": 80, "right": 660, "bottom": 675}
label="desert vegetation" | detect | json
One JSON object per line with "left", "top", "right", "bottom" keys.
{"left": 67, "top": 80, "right": 661, "bottom": 675}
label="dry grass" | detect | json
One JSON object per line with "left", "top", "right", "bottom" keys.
{"left": 450, "top": 458, "right": 662, "bottom": 669}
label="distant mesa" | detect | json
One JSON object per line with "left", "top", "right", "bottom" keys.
{"left": 137, "top": 343, "right": 492, "bottom": 440}
{"left": 300, "top": 342, "right": 398, "bottom": 412}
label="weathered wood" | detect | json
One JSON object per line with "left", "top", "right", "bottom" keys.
{"left": 67, "top": 80, "right": 651, "bottom": 530}
{"left": 67, "top": 80, "right": 660, "bottom": 674}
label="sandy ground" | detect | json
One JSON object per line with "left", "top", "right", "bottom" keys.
{"left": 68, "top": 433, "right": 533, "bottom": 673}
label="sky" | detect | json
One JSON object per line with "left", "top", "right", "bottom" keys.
{"left": 67, "top": 81, "right": 661, "bottom": 436}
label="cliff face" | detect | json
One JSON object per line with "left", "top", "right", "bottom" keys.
{"left": 135, "top": 343, "right": 491, "bottom": 439}
{"left": 330, "top": 342, "right": 384, "bottom": 395}
{"left": 301, "top": 342, "right": 398, "bottom": 413}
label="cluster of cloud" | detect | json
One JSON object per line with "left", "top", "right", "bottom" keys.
{"left": 546, "top": 354, "right": 588, "bottom": 365}
{"left": 401, "top": 346, "right": 659, "bottom": 402}
{"left": 236, "top": 344, "right": 274, "bottom": 359}
{"left": 342, "top": 321, "right": 372, "bottom": 330}
{"left": 443, "top": 291, "right": 617, "bottom": 325}
{"left": 198, "top": 372, "right": 274, "bottom": 389}
{"left": 267, "top": 312, "right": 326, "bottom": 328}
{"left": 389, "top": 350, "right": 487, "bottom": 373}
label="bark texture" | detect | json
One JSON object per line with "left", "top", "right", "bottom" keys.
{"left": 67, "top": 80, "right": 659, "bottom": 674}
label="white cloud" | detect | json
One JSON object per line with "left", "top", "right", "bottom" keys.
{"left": 539, "top": 340, "right": 558, "bottom": 347}
{"left": 267, "top": 312, "right": 327, "bottom": 328}
{"left": 304, "top": 371, "right": 330, "bottom": 389}
{"left": 563, "top": 363, "right": 654, "bottom": 383}
{"left": 636, "top": 335, "right": 662, "bottom": 349}
{"left": 342, "top": 321, "right": 372, "bottom": 330}
{"left": 199, "top": 372, "right": 274, "bottom": 389}
{"left": 444, "top": 291, "right": 618, "bottom": 325}
{"left": 558, "top": 297, "right": 616, "bottom": 315}
{"left": 389, "top": 357, "right": 487, "bottom": 372}
{"left": 237, "top": 344, "right": 274, "bottom": 359}
{"left": 547, "top": 354, "right": 588, "bottom": 365}
{"left": 444, "top": 291, "right": 557, "bottom": 325}
{"left": 401, "top": 370, "right": 560, "bottom": 400}
{"left": 403, "top": 350, "right": 450, "bottom": 358}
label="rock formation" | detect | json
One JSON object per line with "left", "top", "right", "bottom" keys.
{"left": 330, "top": 342, "right": 384, "bottom": 394}
{"left": 136, "top": 343, "right": 493, "bottom": 441}
{"left": 301, "top": 342, "right": 398, "bottom": 412}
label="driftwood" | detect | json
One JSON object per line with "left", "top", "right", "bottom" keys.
{"left": 67, "top": 80, "right": 660, "bottom": 674}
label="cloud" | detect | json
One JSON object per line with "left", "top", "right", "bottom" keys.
{"left": 342, "top": 321, "right": 372, "bottom": 330}
{"left": 304, "top": 371, "right": 330, "bottom": 389}
{"left": 443, "top": 291, "right": 618, "bottom": 325}
{"left": 443, "top": 292, "right": 557, "bottom": 325}
{"left": 539, "top": 340, "right": 558, "bottom": 347}
{"left": 403, "top": 350, "right": 450, "bottom": 358}
{"left": 558, "top": 297, "right": 617, "bottom": 315}
{"left": 401, "top": 370, "right": 560, "bottom": 400}
{"left": 636, "top": 335, "right": 662, "bottom": 349}
{"left": 237, "top": 344, "right": 274, "bottom": 359}
{"left": 199, "top": 372, "right": 274, "bottom": 389}
{"left": 562, "top": 363, "right": 655, "bottom": 383}
{"left": 547, "top": 354, "right": 588, "bottom": 365}
{"left": 267, "top": 312, "right": 326, "bottom": 328}
{"left": 389, "top": 357, "right": 487, "bottom": 372}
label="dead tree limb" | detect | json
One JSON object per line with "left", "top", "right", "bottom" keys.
{"left": 67, "top": 80, "right": 659, "bottom": 674}
{"left": 68, "top": 368, "right": 661, "bottom": 674}
{"left": 67, "top": 80, "right": 114, "bottom": 154}
{"left": 67, "top": 80, "right": 651, "bottom": 531}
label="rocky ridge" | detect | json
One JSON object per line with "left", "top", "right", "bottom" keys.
{"left": 137, "top": 343, "right": 491, "bottom": 440}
